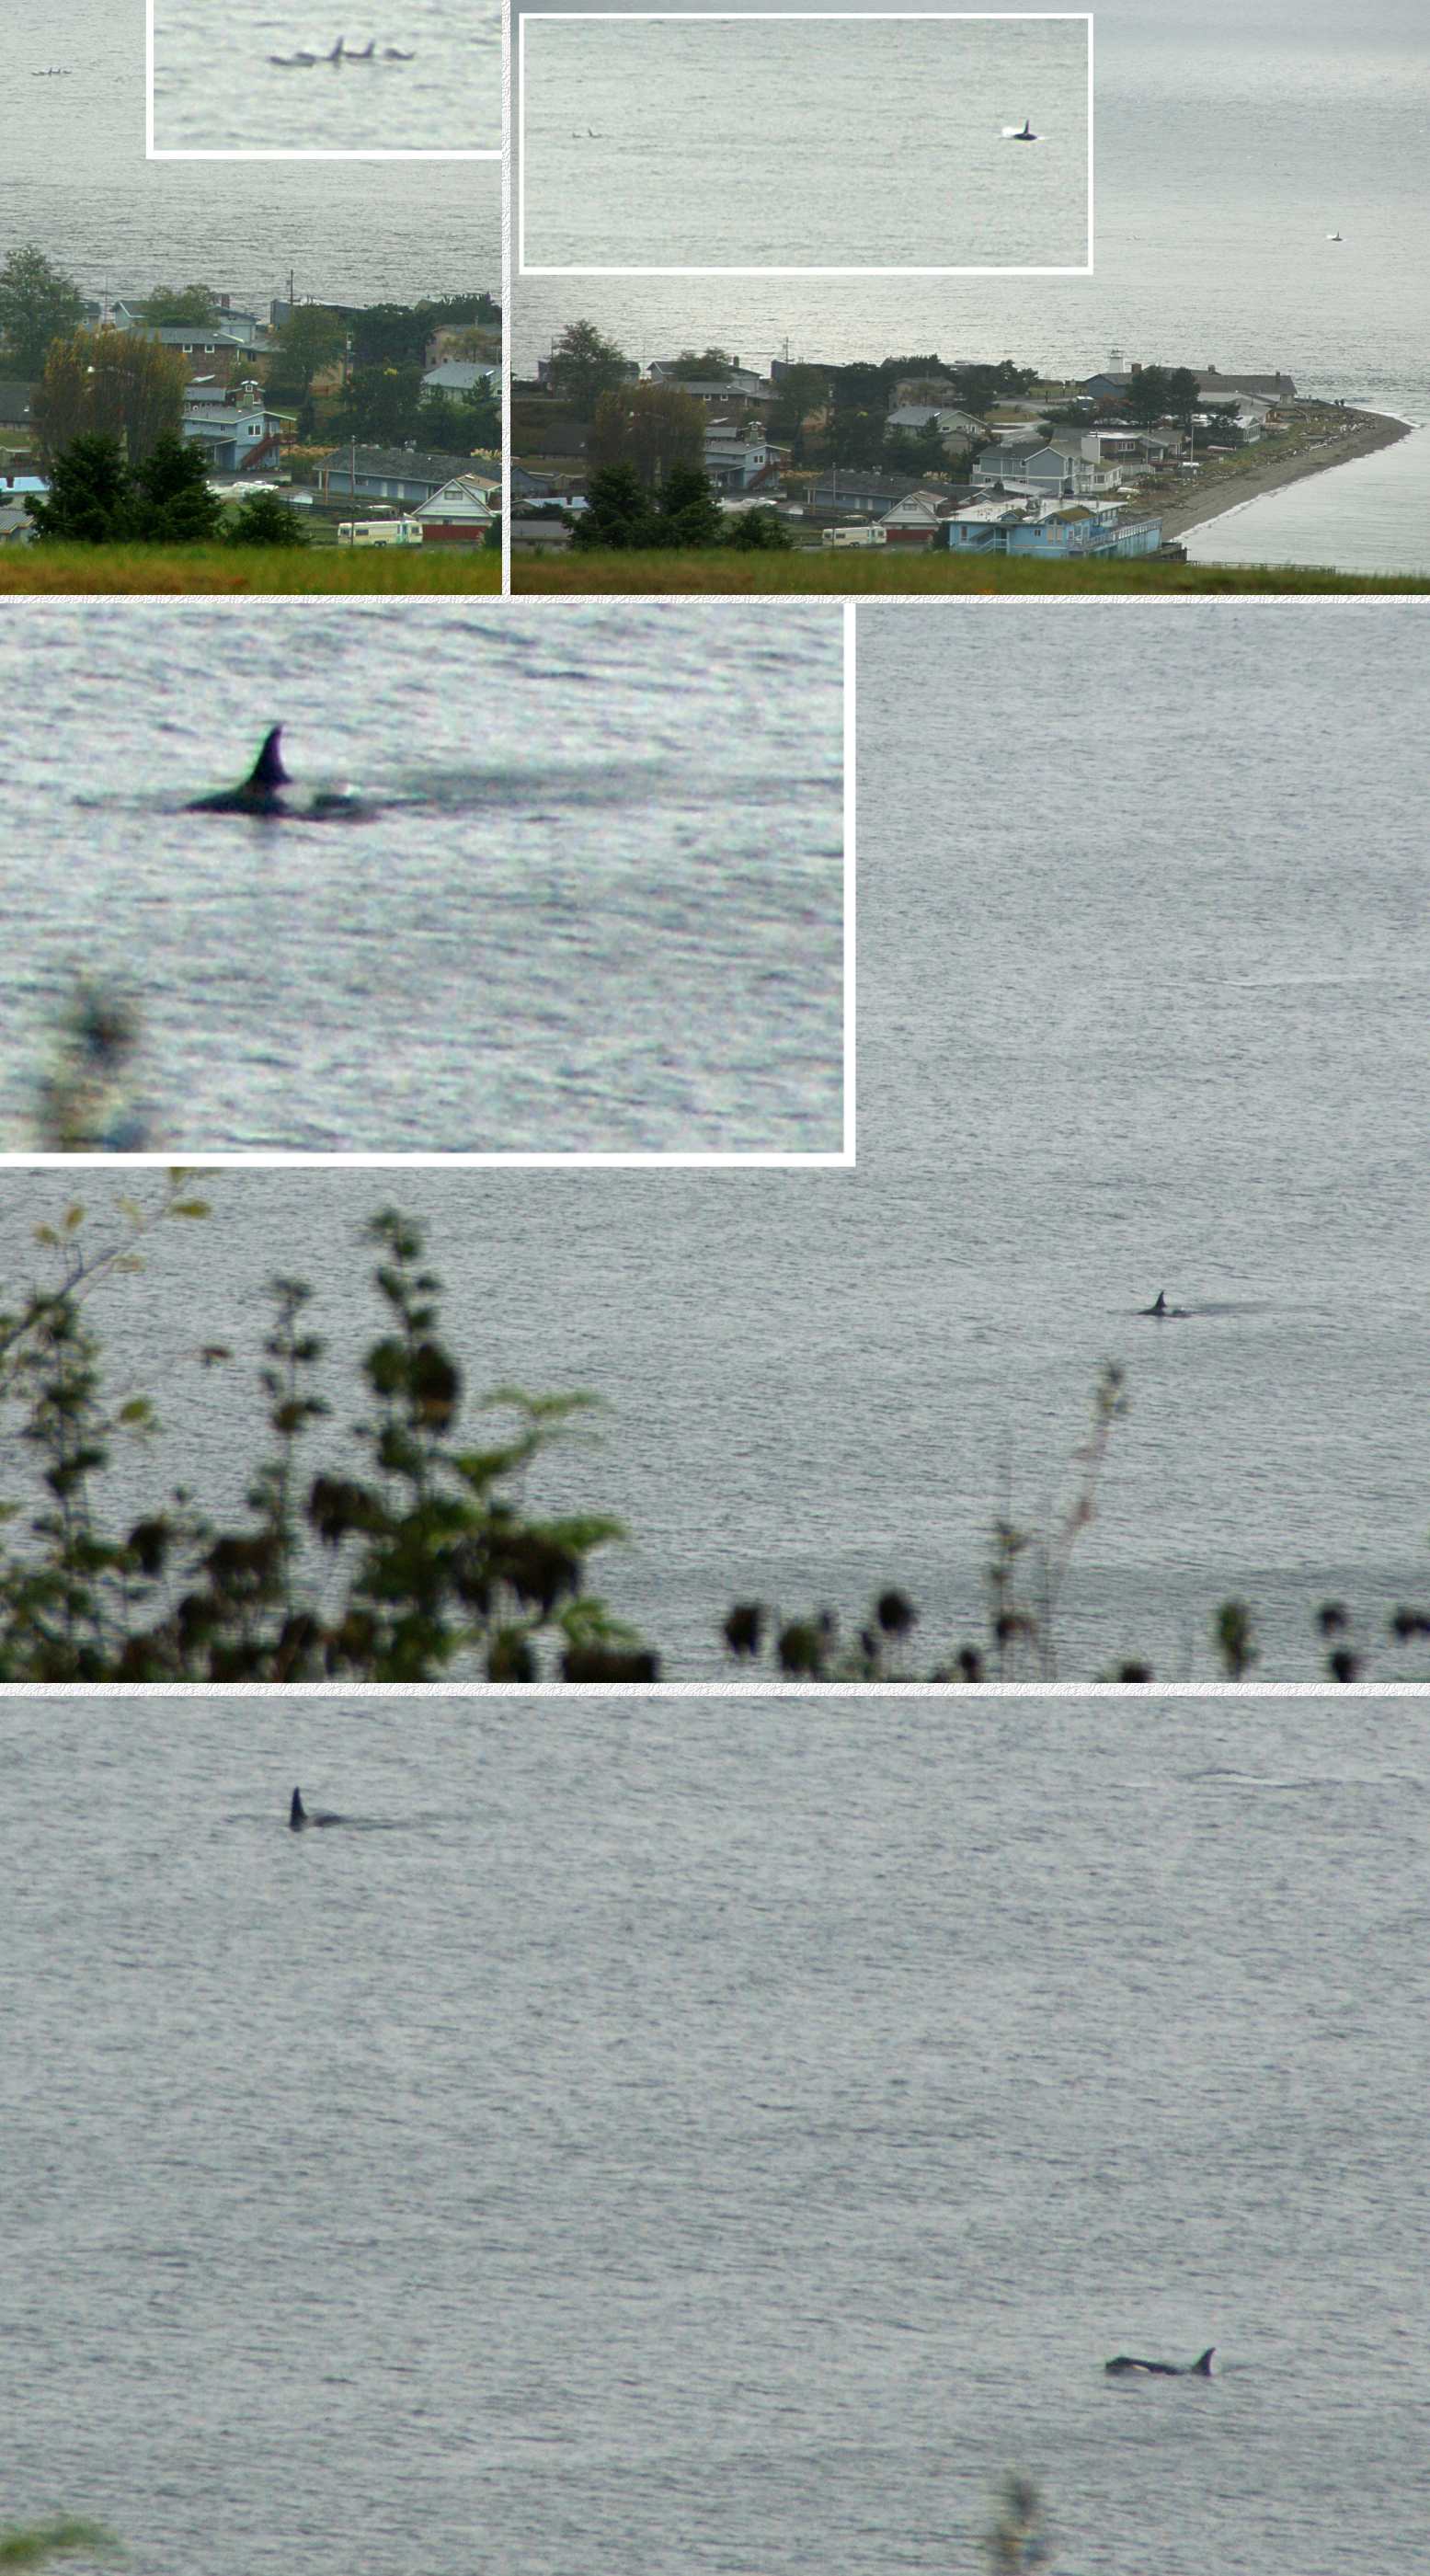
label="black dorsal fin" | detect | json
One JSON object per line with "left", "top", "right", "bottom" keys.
{"left": 1191, "top": 2347, "right": 1215, "bottom": 2375}
{"left": 290, "top": 1787, "right": 306, "bottom": 1828}
{"left": 248, "top": 726, "right": 290, "bottom": 790}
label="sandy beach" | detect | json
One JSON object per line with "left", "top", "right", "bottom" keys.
{"left": 1152, "top": 406, "right": 1413, "bottom": 544}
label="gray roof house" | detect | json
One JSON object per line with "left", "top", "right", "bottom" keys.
{"left": 809, "top": 468, "right": 921, "bottom": 515}
{"left": 317, "top": 445, "right": 475, "bottom": 505}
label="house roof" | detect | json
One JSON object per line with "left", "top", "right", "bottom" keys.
{"left": 811, "top": 471, "right": 920, "bottom": 500}
{"left": 422, "top": 361, "right": 500, "bottom": 392}
{"left": 328, "top": 445, "right": 475, "bottom": 479}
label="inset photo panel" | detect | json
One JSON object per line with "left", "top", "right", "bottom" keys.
{"left": 0, "top": 603, "right": 851, "bottom": 1162}
{"left": 520, "top": 11, "right": 1093, "bottom": 274}
{"left": 4, "top": 14, "right": 503, "bottom": 599}
{"left": 147, "top": 0, "right": 501, "bottom": 155}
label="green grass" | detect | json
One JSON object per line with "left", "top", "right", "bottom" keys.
{"left": 0, "top": 544, "right": 500, "bottom": 593}
{"left": 513, "top": 548, "right": 1430, "bottom": 594}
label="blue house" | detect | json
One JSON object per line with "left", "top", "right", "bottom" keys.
{"left": 941, "top": 497, "right": 1163, "bottom": 557}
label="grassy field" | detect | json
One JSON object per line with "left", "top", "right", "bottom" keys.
{"left": 513, "top": 548, "right": 1430, "bottom": 595}
{"left": 0, "top": 545, "right": 501, "bottom": 594}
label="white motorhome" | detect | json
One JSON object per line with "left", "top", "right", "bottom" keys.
{"left": 821, "top": 524, "right": 887, "bottom": 548}
{"left": 336, "top": 518, "right": 425, "bottom": 546}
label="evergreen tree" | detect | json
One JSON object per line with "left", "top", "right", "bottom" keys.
{"left": 130, "top": 436, "right": 225, "bottom": 542}
{"left": 655, "top": 464, "right": 725, "bottom": 547}
{"left": 225, "top": 489, "right": 311, "bottom": 546}
{"left": 25, "top": 434, "right": 133, "bottom": 542}
{"left": 724, "top": 507, "right": 793, "bottom": 550}
{"left": 571, "top": 464, "right": 658, "bottom": 549}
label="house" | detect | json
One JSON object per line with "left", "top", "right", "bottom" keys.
{"left": 940, "top": 495, "right": 1163, "bottom": 557}
{"left": 808, "top": 468, "right": 921, "bottom": 517}
{"left": 704, "top": 419, "right": 772, "bottom": 491}
{"left": 509, "top": 461, "right": 567, "bottom": 501}
{"left": 886, "top": 404, "right": 982, "bottom": 443}
{"left": 421, "top": 361, "right": 500, "bottom": 395}
{"left": 413, "top": 474, "right": 498, "bottom": 543}
{"left": 1082, "top": 363, "right": 1296, "bottom": 405}
{"left": 0, "top": 498, "right": 39, "bottom": 542}
{"left": 181, "top": 382, "right": 288, "bottom": 473}
{"left": 0, "top": 381, "right": 34, "bottom": 429}
{"left": 876, "top": 486, "right": 964, "bottom": 546}
{"left": 1081, "top": 426, "right": 1181, "bottom": 468}
{"left": 647, "top": 360, "right": 769, "bottom": 406}
{"left": 510, "top": 515, "right": 573, "bottom": 550}
{"left": 316, "top": 444, "right": 475, "bottom": 505}
{"left": 971, "top": 440, "right": 1124, "bottom": 500}
{"left": 142, "top": 321, "right": 268, "bottom": 362}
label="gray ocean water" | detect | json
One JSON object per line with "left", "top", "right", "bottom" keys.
{"left": 6, "top": 0, "right": 498, "bottom": 308}
{"left": 152, "top": 0, "right": 500, "bottom": 154}
{"left": 521, "top": 17, "right": 1088, "bottom": 270}
{"left": 0, "top": 603, "right": 843, "bottom": 1153}
{"left": 6, "top": 599, "right": 1428, "bottom": 1676}
{"left": 6, "top": 1690, "right": 1430, "bottom": 2576}
{"left": 514, "top": 0, "right": 1430, "bottom": 573}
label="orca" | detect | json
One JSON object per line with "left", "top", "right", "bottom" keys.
{"left": 1105, "top": 2348, "right": 1215, "bottom": 2377}
{"left": 1143, "top": 1290, "right": 1168, "bottom": 1316}
{"left": 188, "top": 725, "right": 292, "bottom": 815}
{"left": 1010, "top": 118, "right": 1037, "bottom": 141}
{"left": 382, "top": 46, "right": 416, "bottom": 59}
{"left": 290, "top": 1787, "right": 344, "bottom": 1830}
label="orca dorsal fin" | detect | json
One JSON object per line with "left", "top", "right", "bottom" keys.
{"left": 290, "top": 1787, "right": 306, "bottom": 1828}
{"left": 1191, "top": 2347, "right": 1215, "bottom": 2375}
{"left": 248, "top": 726, "right": 290, "bottom": 790}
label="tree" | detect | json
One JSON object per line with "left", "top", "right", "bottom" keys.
{"left": 725, "top": 507, "right": 793, "bottom": 550}
{"left": 274, "top": 303, "right": 347, "bottom": 392}
{"left": 588, "top": 382, "right": 705, "bottom": 489}
{"left": 129, "top": 435, "right": 225, "bottom": 542}
{"left": 329, "top": 362, "right": 428, "bottom": 446}
{"left": 0, "top": 242, "right": 86, "bottom": 377}
{"left": 25, "top": 434, "right": 134, "bottom": 541}
{"left": 669, "top": 347, "right": 735, "bottom": 381}
{"left": 1165, "top": 366, "right": 1202, "bottom": 427}
{"left": 571, "top": 464, "right": 659, "bottom": 549}
{"left": 26, "top": 429, "right": 224, "bottom": 544}
{"left": 417, "top": 389, "right": 469, "bottom": 452}
{"left": 31, "top": 326, "right": 188, "bottom": 468}
{"left": 133, "top": 282, "right": 222, "bottom": 326}
{"left": 655, "top": 464, "right": 725, "bottom": 547}
{"left": 545, "top": 317, "right": 633, "bottom": 413}
{"left": 461, "top": 376, "right": 500, "bottom": 447}
{"left": 1123, "top": 363, "right": 1173, "bottom": 427}
{"left": 767, "top": 362, "right": 829, "bottom": 445}
{"left": 0, "top": 1206, "right": 651, "bottom": 1684}
{"left": 225, "top": 489, "right": 311, "bottom": 547}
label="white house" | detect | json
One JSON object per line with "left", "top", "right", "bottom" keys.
{"left": 421, "top": 361, "right": 500, "bottom": 395}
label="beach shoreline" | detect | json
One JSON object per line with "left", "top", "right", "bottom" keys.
{"left": 1153, "top": 406, "right": 1413, "bottom": 544}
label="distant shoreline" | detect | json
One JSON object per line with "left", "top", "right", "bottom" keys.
{"left": 1155, "top": 406, "right": 1414, "bottom": 544}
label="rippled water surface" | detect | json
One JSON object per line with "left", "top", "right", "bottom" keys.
{"left": 6, "top": 1690, "right": 1430, "bottom": 2576}
{"left": 6, "top": 0, "right": 497, "bottom": 305}
{"left": 0, "top": 603, "right": 844, "bottom": 1153}
{"left": 521, "top": 16, "right": 1088, "bottom": 269}
{"left": 6, "top": 600, "right": 1426, "bottom": 1676}
{"left": 153, "top": 0, "right": 500, "bottom": 153}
